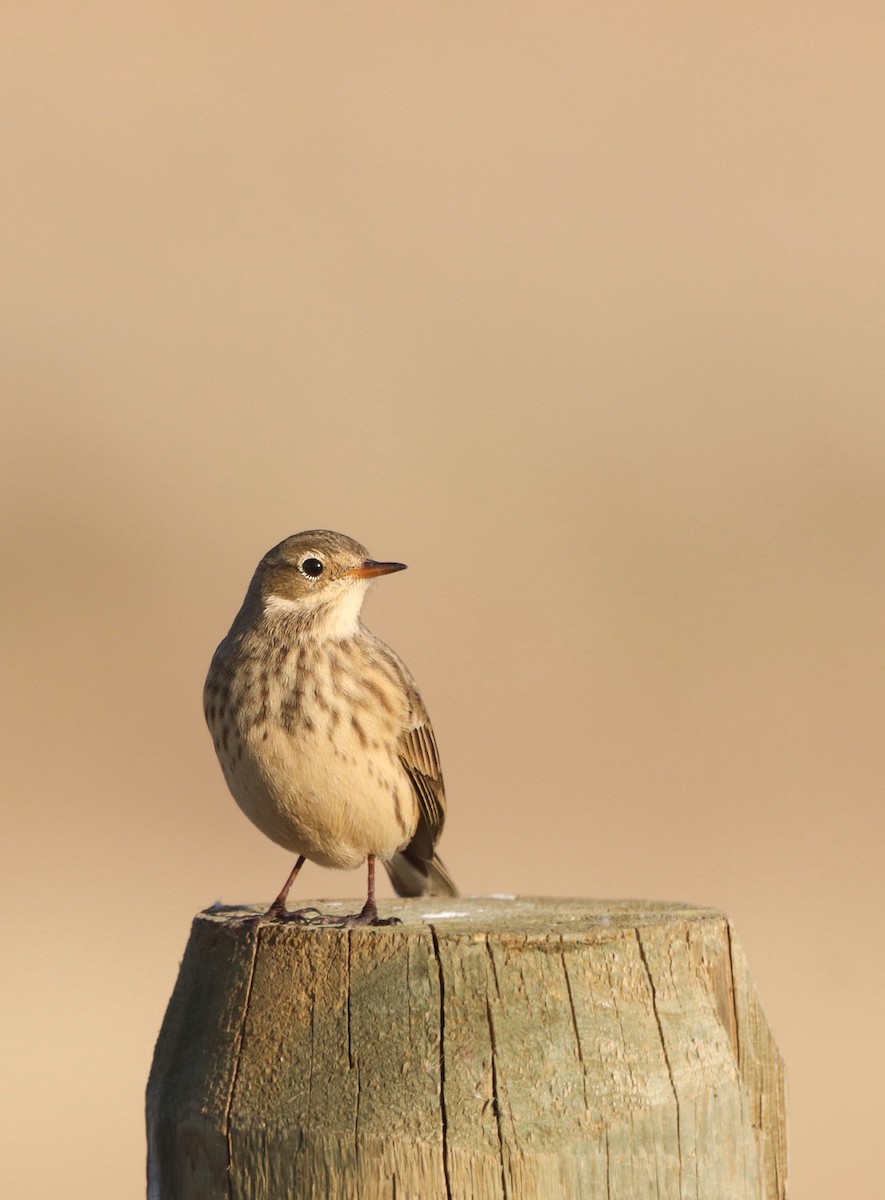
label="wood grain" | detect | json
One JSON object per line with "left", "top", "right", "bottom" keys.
{"left": 147, "top": 898, "right": 786, "bottom": 1199}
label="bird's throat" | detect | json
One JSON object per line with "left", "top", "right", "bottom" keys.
{"left": 264, "top": 581, "right": 369, "bottom": 642}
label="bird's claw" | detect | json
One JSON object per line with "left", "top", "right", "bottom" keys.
{"left": 295, "top": 906, "right": 403, "bottom": 928}
{"left": 264, "top": 905, "right": 324, "bottom": 924}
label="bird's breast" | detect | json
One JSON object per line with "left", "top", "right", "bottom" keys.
{"left": 205, "top": 636, "right": 417, "bottom": 866}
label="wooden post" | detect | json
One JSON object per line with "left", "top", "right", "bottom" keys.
{"left": 146, "top": 898, "right": 786, "bottom": 1199}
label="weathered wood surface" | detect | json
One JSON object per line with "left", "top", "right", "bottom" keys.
{"left": 146, "top": 898, "right": 786, "bottom": 1200}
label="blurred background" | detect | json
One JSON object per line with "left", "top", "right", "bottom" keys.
{"left": 2, "top": 3, "right": 883, "bottom": 1196}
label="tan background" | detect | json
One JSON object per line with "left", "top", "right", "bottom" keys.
{"left": 2, "top": 4, "right": 883, "bottom": 1197}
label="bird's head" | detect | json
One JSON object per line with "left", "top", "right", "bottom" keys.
{"left": 247, "top": 530, "right": 406, "bottom": 639}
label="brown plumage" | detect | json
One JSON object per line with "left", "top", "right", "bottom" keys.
{"left": 204, "top": 530, "right": 456, "bottom": 926}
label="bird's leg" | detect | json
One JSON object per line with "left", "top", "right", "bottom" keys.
{"left": 358, "top": 853, "right": 381, "bottom": 923}
{"left": 264, "top": 856, "right": 322, "bottom": 922}
{"left": 349, "top": 855, "right": 401, "bottom": 927}
{"left": 295, "top": 855, "right": 402, "bottom": 927}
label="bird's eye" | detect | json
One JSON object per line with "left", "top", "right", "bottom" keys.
{"left": 300, "top": 557, "right": 325, "bottom": 579}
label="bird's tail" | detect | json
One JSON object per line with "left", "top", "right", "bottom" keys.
{"left": 384, "top": 849, "right": 458, "bottom": 898}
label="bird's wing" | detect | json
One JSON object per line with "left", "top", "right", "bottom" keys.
{"left": 367, "top": 634, "right": 456, "bottom": 896}
{"left": 390, "top": 704, "right": 456, "bottom": 896}
{"left": 367, "top": 634, "right": 447, "bottom": 855}
{"left": 397, "top": 701, "right": 446, "bottom": 859}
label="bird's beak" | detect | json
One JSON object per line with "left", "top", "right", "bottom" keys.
{"left": 345, "top": 559, "right": 407, "bottom": 579}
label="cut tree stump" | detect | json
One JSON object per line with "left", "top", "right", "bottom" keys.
{"left": 146, "top": 898, "right": 786, "bottom": 1200}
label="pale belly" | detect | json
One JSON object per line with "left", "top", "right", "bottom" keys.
{"left": 219, "top": 718, "right": 417, "bottom": 869}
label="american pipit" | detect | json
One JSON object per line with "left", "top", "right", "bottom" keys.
{"left": 204, "top": 530, "right": 456, "bottom": 926}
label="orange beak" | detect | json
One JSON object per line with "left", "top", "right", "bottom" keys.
{"left": 345, "top": 559, "right": 407, "bottom": 579}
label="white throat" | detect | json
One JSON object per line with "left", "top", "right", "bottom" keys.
{"left": 265, "top": 579, "right": 369, "bottom": 641}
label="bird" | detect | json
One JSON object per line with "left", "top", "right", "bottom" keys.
{"left": 204, "top": 530, "right": 456, "bottom": 926}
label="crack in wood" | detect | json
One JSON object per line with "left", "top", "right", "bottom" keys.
{"left": 635, "top": 928, "right": 684, "bottom": 1198}
{"left": 428, "top": 924, "right": 453, "bottom": 1200}
{"left": 725, "top": 919, "right": 742, "bottom": 1070}
{"left": 224, "top": 924, "right": 261, "bottom": 1195}
{"left": 483, "top": 936, "right": 509, "bottom": 1200}
{"left": 485, "top": 996, "right": 509, "bottom": 1200}
{"left": 345, "top": 930, "right": 355, "bottom": 1071}
{"left": 559, "top": 938, "right": 591, "bottom": 1117}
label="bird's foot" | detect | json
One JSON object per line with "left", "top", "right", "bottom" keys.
{"left": 345, "top": 901, "right": 402, "bottom": 928}
{"left": 263, "top": 904, "right": 324, "bottom": 924}
{"left": 204, "top": 901, "right": 266, "bottom": 928}
{"left": 295, "top": 901, "right": 402, "bottom": 928}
